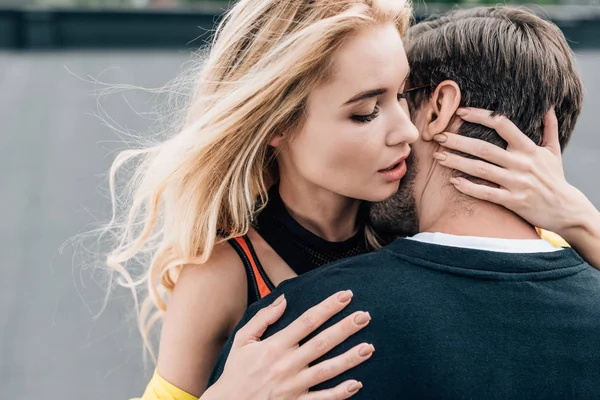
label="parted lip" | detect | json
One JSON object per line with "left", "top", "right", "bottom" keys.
{"left": 379, "top": 151, "right": 410, "bottom": 172}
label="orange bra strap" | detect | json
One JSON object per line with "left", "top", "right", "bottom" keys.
{"left": 230, "top": 235, "right": 273, "bottom": 300}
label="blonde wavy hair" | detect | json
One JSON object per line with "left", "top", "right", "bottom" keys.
{"left": 104, "top": 0, "right": 412, "bottom": 360}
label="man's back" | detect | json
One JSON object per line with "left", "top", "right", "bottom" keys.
{"left": 210, "top": 238, "right": 600, "bottom": 399}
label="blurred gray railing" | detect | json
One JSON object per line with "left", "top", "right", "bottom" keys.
{"left": 1, "top": 4, "right": 600, "bottom": 50}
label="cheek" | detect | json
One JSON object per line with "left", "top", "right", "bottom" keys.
{"left": 294, "top": 123, "right": 379, "bottom": 179}
{"left": 286, "top": 120, "right": 401, "bottom": 201}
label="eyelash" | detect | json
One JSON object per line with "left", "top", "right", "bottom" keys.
{"left": 351, "top": 105, "right": 380, "bottom": 123}
{"left": 350, "top": 93, "right": 407, "bottom": 124}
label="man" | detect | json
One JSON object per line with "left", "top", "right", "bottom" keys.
{"left": 209, "top": 7, "right": 599, "bottom": 398}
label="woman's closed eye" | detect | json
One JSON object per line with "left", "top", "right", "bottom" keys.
{"left": 350, "top": 92, "right": 406, "bottom": 124}
{"left": 351, "top": 104, "right": 380, "bottom": 124}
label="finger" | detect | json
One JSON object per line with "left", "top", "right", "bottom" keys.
{"left": 434, "top": 151, "right": 512, "bottom": 188}
{"left": 294, "top": 311, "right": 371, "bottom": 367}
{"left": 541, "top": 106, "right": 562, "bottom": 158}
{"left": 433, "top": 132, "right": 513, "bottom": 168}
{"left": 457, "top": 107, "right": 537, "bottom": 152}
{"left": 449, "top": 176, "right": 511, "bottom": 206}
{"left": 273, "top": 290, "right": 354, "bottom": 346}
{"left": 298, "top": 380, "right": 363, "bottom": 400}
{"left": 233, "top": 294, "right": 287, "bottom": 347}
{"left": 296, "top": 342, "right": 374, "bottom": 393}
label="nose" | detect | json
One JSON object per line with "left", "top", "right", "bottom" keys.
{"left": 385, "top": 103, "right": 419, "bottom": 147}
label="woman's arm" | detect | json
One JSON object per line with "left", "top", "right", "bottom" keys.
{"left": 157, "top": 243, "right": 249, "bottom": 397}
{"left": 556, "top": 196, "right": 600, "bottom": 267}
{"left": 137, "top": 242, "right": 373, "bottom": 400}
{"left": 430, "top": 107, "right": 600, "bottom": 268}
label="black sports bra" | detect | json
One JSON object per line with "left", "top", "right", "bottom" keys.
{"left": 228, "top": 186, "right": 370, "bottom": 306}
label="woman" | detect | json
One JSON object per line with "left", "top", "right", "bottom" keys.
{"left": 112, "top": 0, "right": 417, "bottom": 398}
{"left": 102, "top": 0, "right": 600, "bottom": 399}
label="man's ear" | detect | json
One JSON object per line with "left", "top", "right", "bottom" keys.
{"left": 421, "top": 80, "right": 462, "bottom": 141}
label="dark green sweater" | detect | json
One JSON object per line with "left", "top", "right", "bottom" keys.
{"left": 209, "top": 239, "right": 600, "bottom": 399}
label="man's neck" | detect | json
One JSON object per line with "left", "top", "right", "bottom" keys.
{"left": 418, "top": 185, "right": 540, "bottom": 240}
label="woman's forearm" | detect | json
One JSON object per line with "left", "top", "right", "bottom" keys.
{"left": 199, "top": 382, "right": 232, "bottom": 400}
{"left": 559, "top": 192, "right": 600, "bottom": 269}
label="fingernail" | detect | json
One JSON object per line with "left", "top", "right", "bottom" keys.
{"left": 337, "top": 290, "right": 353, "bottom": 303}
{"left": 354, "top": 311, "right": 371, "bottom": 325}
{"left": 358, "top": 343, "right": 375, "bottom": 357}
{"left": 433, "top": 133, "right": 447, "bottom": 143}
{"left": 433, "top": 152, "right": 447, "bottom": 161}
{"left": 449, "top": 177, "right": 460, "bottom": 186}
{"left": 347, "top": 380, "right": 363, "bottom": 393}
{"left": 271, "top": 294, "right": 285, "bottom": 307}
{"left": 456, "top": 108, "right": 468, "bottom": 116}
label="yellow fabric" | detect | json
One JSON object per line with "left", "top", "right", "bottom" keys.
{"left": 132, "top": 370, "right": 198, "bottom": 400}
{"left": 536, "top": 228, "right": 571, "bottom": 248}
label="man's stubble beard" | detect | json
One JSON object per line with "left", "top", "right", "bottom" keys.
{"left": 368, "top": 152, "right": 420, "bottom": 240}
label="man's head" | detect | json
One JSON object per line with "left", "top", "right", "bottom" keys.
{"left": 370, "top": 6, "right": 584, "bottom": 238}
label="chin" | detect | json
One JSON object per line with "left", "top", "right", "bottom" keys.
{"left": 360, "top": 182, "right": 401, "bottom": 202}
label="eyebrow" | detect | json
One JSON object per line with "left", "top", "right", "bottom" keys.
{"left": 343, "top": 88, "right": 387, "bottom": 106}
{"left": 341, "top": 70, "right": 411, "bottom": 107}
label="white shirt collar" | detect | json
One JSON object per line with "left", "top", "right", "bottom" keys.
{"left": 407, "top": 232, "right": 562, "bottom": 253}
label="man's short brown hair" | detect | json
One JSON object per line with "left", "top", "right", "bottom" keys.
{"left": 405, "top": 6, "right": 583, "bottom": 150}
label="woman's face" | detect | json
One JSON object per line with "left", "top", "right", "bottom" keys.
{"left": 276, "top": 23, "right": 418, "bottom": 202}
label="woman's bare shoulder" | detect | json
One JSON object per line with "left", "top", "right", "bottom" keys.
{"left": 168, "top": 240, "right": 248, "bottom": 333}
{"left": 156, "top": 241, "right": 248, "bottom": 396}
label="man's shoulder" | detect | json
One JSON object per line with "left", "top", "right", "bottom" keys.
{"left": 279, "top": 248, "right": 398, "bottom": 290}
{"left": 244, "top": 248, "right": 404, "bottom": 317}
